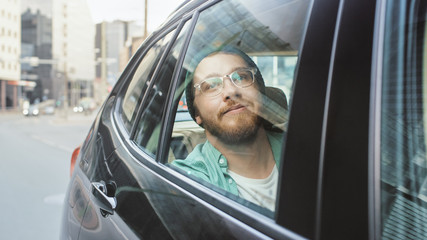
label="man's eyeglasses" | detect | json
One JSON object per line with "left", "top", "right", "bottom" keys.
{"left": 194, "top": 68, "right": 256, "bottom": 97}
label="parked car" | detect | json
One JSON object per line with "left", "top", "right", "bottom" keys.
{"left": 23, "top": 104, "right": 39, "bottom": 117}
{"left": 61, "top": 0, "right": 427, "bottom": 239}
{"left": 37, "top": 99, "right": 56, "bottom": 115}
{"left": 42, "top": 105, "right": 55, "bottom": 115}
{"left": 73, "top": 97, "right": 97, "bottom": 114}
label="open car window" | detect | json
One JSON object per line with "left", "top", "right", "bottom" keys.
{"left": 166, "top": 0, "right": 312, "bottom": 215}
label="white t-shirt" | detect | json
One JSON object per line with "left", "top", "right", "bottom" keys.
{"left": 228, "top": 165, "right": 278, "bottom": 212}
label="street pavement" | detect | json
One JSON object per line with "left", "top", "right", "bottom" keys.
{"left": 0, "top": 108, "right": 98, "bottom": 240}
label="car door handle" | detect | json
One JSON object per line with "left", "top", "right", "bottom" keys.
{"left": 91, "top": 181, "right": 117, "bottom": 216}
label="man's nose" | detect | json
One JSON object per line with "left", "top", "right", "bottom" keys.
{"left": 221, "top": 77, "right": 241, "bottom": 101}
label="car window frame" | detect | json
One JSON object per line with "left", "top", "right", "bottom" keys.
{"left": 158, "top": 0, "right": 298, "bottom": 217}
{"left": 113, "top": 25, "right": 181, "bottom": 142}
{"left": 128, "top": 27, "right": 179, "bottom": 141}
{"left": 130, "top": 1, "right": 300, "bottom": 237}
{"left": 153, "top": 0, "right": 331, "bottom": 238}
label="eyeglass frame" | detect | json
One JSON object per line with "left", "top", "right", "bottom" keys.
{"left": 193, "top": 67, "right": 257, "bottom": 97}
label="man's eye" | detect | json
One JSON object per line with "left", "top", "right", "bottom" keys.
{"left": 231, "top": 72, "right": 243, "bottom": 82}
{"left": 202, "top": 79, "right": 221, "bottom": 91}
{"left": 236, "top": 72, "right": 250, "bottom": 80}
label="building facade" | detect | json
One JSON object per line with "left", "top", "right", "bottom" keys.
{"left": 21, "top": 8, "right": 53, "bottom": 103}
{"left": 0, "top": 0, "right": 21, "bottom": 110}
{"left": 52, "top": 0, "right": 95, "bottom": 108}
{"left": 94, "top": 20, "right": 144, "bottom": 104}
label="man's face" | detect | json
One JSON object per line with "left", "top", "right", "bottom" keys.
{"left": 193, "top": 52, "right": 263, "bottom": 144}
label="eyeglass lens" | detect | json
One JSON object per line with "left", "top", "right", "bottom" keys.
{"left": 199, "top": 69, "right": 254, "bottom": 96}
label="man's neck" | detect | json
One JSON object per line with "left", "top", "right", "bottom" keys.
{"left": 206, "top": 127, "right": 275, "bottom": 179}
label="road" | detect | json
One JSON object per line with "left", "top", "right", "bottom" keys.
{"left": 0, "top": 110, "right": 96, "bottom": 240}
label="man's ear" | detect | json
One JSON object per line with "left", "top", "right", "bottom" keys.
{"left": 195, "top": 115, "right": 203, "bottom": 125}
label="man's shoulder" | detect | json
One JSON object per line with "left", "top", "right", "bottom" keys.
{"left": 171, "top": 142, "right": 212, "bottom": 176}
{"left": 173, "top": 143, "right": 205, "bottom": 163}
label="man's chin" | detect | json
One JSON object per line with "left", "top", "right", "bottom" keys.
{"left": 211, "top": 119, "right": 261, "bottom": 144}
{"left": 216, "top": 125, "right": 260, "bottom": 145}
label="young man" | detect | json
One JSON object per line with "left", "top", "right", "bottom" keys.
{"left": 172, "top": 48, "right": 283, "bottom": 211}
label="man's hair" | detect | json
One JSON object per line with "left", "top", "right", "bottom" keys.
{"left": 185, "top": 46, "right": 265, "bottom": 126}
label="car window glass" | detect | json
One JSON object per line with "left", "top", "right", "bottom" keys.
{"left": 120, "top": 33, "right": 174, "bottom": 132}
{"left": 380, "top": 1, "right": 427, "bottom": 239}
{"left": 167, "top": 0, "right": 312, "bottom": 215}
{"left": 133, "top": 22, "right": 190, "bottom": 157}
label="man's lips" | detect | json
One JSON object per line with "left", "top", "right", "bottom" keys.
{"left": 223, "top": 104, "right": 246, "bottom": 115}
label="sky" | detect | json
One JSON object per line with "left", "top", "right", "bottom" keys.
{"left": 86, "top": 0, "right": 185, "bottom": 31}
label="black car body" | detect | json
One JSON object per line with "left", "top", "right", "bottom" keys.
{"left": 61, "top": 0, "right": 427, "bottom": 239}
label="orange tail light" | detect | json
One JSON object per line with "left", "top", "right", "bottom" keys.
{"left": 70, "top": 146, "right": 81, "bottom": 177}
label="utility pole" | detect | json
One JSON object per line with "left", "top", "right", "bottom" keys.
{"left": 63, "top": 61, "right": 68, "bottom": 119}
{"left": 144, "top": 0, "right": 148, "bottom": 38}
{"left": 101, "top": 21, "right": 107, "bottom": 100}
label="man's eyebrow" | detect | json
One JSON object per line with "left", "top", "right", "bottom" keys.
{"left": 203, "top": 72, "right": 223, "bottom": 79}
{"left": 203, "top": 66, "right": 249, "bottom": 79}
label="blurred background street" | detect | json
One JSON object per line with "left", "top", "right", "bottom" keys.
{"left": 0, "top": 110, "right": 96, "bottom": 239}
{"left": 0, "top": 0, "right": 182, "bottom": 238}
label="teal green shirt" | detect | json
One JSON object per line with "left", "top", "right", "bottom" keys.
{"left": 171, "top": 131, "right": 283, "bottom": 196}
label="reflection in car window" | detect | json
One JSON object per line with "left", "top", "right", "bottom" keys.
{"left": 167, "top": 0, "right": 312, "bottom": 214}
{"left": 120, "top": 32, "right": 174, "bottom": 132}
{"left": 133, "top": 22, "right": 190, "bottom": 157}
{"left": 381, "top": 1, "right": 427, "bottom": 239}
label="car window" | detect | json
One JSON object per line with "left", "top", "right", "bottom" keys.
{"left": 120, "top": 32, "right": 175, "bottom": 132}
{"left": 380, "top": 1, "right": 427, "bottom": 239}
{"left": 166, "top": 0, "right": 312, "bottom": 215}
{"left": 133, "top": 22, "right": 191, "bottom": 157}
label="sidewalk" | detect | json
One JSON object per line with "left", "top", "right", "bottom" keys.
{"left": 0, "top": 109, "right": 24, "bottom": 121}
{"left": 0, "top": 107, "right": 98, "bottom": 126}
{"left": 50, "top": 108, "right": 98, "bottom": 125}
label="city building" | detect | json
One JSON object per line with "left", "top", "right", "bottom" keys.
{"left": 21, "top": 8, "right": 53, "bottom": 103}
{"left": 95, "top": 20, "right": 144, "bottom": 104}
{"left": 13, "top": 0, "right": 95, "bottom": 112}
{"left": 0, "top": 0, "right": 21, "bottom": 110}
{"left": 52, "top": 0, "right": 95, "bottom": 108}
{"left": 119, "top": 36, "right": 144, "bottom": 73}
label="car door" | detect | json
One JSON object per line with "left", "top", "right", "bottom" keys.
{"left": 105, "top": 0, "right": 338, "bottom": 239}
{"left": 73, "top": 18, "right": 188, "bottom": 239}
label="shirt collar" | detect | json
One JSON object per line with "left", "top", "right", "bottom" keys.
{"left": 202, "top": 131, "right": 283, "bottom": 169}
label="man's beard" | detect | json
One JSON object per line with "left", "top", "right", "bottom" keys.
{"left": 200, "top": 104, "right": 261, "bottom": 145}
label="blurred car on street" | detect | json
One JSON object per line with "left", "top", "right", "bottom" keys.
{"left": 42, "top": 105, "right": 55, "bottom": 115}
{"left": 61, "top": 0, "right": 427, "bottom": 239}
{"left": 23, "top": 104, "right": 39, "bottom": 117}
{"left": 73, "top": 97, "right": 96, "bottom": 115}
{"left": 37, "top": 99, "right": 56, "bottom": 115}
